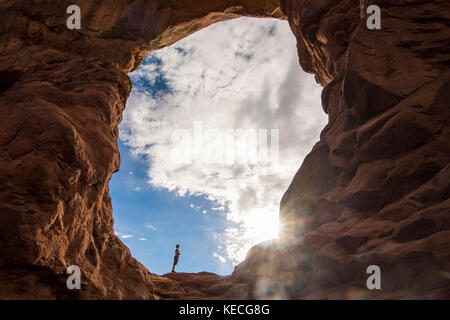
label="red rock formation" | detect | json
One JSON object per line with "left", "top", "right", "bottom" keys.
{"left": 0, "top": 0, "right": 283, "bottom": 300}
{"left": 163, "top": 272, "right": 242, "bottom": 299}
{"left": 232, "top": 0, "right": 450, "bottom": 299}
{"left": 0, "top": 0, "right": 448, "bottom": 299}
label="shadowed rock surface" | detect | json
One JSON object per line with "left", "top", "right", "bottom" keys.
{"left": 0, "top": 0, "right": 449, "bottom": 299}
{"left": 163, "top": 272, "right": 241, "bottom": 300}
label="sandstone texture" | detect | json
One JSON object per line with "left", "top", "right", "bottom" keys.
{"left": 163, "top": 272, "right": 243, "bottom": 299}
{"left": 0, "top": 0, "right": 449, "bottom": 299}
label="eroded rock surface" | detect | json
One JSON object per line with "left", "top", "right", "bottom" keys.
{"left": 232, "top": 0, "right": 450, "bottom": 299}
{"left": 163, "top": 272, "right": 245, "bottom": 299}
{"left": 0, "top": 0, "right": 449, "bottom": 299}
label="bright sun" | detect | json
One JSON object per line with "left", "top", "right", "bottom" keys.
{"left": 244, "top": 208, "right": 280, "bottom": 244}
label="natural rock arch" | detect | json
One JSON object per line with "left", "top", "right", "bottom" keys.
{"left": 0, "top": 0, "right": 449, "bottom": 299}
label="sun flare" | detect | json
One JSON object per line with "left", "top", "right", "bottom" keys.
{"left": 243, "top": 208, "right": 280, "bottom": 245}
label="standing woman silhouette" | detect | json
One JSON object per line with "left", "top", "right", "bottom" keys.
{"left": 171, "top": 244, "right": 180, "bottom": 273}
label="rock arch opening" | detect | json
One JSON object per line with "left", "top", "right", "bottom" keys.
{"left": 110, "top": 16, "right": 326, "bottom": 277}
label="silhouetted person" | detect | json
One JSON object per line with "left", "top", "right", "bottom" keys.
{"left": 171, "top": 244, "right": 180, "bottom": 273}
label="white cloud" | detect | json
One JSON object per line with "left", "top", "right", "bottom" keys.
{"left": 213, "top": 252, "right": 227, "bottom": 264}
{"left": 139, "top": 238, "right": 147, "bottom": 241}
{"left": 120, "top": 234, "right": 133, "bottom": 239}
{"left": 189, "top": 203, "right": 202, "bottom": 212}
{"left": 145, "top": 224, "right": 157, "bottom": 231}
{"left": 122, "top": 18, "right": 326, "bottom": 263}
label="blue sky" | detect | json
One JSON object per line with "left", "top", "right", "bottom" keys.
{"left": 109, "top": 18, "right": 326, "bottom": 276}
{"left": 110, "top": 140, "right": 236, "bottom": 275}
{"left": 111, "top": 56, "right": 235, "bottom": 275}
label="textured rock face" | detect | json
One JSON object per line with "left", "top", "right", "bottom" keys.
{"left": 232, "top": 0, "right": 450, "bottom": 299}
{"left": 0, "top": 0, "right": 448, "bottom": 299}
{"left": 163, "top": 272, "right": 243, "bottom": 299}
{"left": 0, "top": 0, "right": 283, "bottom": 300}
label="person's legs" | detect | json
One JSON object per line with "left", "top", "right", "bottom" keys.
{"left": 172, "top": 256, "right": 178, "bottom": 272}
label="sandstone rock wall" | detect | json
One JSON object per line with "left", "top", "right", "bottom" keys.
{"left": 232, "top": 0, "right": 450, "bottom": 299}
{"left": 0, "top": 0, "right": 283, "bottom": 299}
{"left": 0, "top": 0, "right": 448, "bottom": 299}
